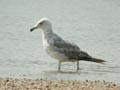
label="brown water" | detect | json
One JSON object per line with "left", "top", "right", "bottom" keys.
{"left": 0, "top": 0, "right": 120, "bottom": 82}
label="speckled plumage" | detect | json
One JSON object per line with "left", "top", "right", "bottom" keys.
{"left": 30, "top": 18, "right": 106, "bottom": 71}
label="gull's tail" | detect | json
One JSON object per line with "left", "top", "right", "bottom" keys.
{"left": 89, "top": 57, "right": 106, "bottom": 64}
{"left": 80, "top": 56, "right": 106, "bottom": 64}
{"left": 78, "top": 51, "right": 106, "bottom": 64}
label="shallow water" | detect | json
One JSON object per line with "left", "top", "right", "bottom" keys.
{"left": 0, "top": 0, "right": 120, "bottom": 82}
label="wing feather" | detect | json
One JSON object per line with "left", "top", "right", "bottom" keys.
{"left": 49, "top": 34, "right": 91, "bottom": 60}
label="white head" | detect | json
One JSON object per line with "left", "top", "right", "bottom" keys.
{"left": 30, "top": 18, "right": 52, "bottom": 32}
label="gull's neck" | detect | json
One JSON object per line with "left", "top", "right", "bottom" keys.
{"left": 41, "top": 27, "right": 54, "bottom": 49}
{"left": 41, "top": 27, "right": 53, "bottom": 39}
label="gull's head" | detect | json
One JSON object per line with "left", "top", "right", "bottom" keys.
{"left": 30, "top": 18, "right": 52, "bottom": 32}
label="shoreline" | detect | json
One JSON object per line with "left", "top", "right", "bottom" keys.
{"left": 0, "top": 78, "right": 120, "bottom": 90}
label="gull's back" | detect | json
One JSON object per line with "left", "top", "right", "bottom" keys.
{"left": 45, "top": 32, "right": 91, "bottom": 62}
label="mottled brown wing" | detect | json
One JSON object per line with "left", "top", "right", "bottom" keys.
{"left": 50, "top": 35, "right": 91, "bottom": 60}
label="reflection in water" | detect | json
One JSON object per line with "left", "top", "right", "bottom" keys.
{"left": 44, "top": 70, "right": 80, "bottom": 74}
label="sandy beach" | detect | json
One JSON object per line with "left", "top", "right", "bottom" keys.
{"left": 0, "top": 78, "right": 120, "bottom": 90}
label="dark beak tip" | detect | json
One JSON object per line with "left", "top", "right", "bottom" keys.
{"left": 30, "top": 27, "right": 37, "bottom": 32}
{"left": 30, "top": 29, "right": 33, "bottom": 32}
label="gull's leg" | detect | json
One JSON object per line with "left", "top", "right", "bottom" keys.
{"left": 58, "top": 61, "right": 61, "bottom": 71}
{"left": 77, "top": 60, "right": 79, "bottom": 72}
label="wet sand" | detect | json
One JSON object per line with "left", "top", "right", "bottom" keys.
{"left": 0, "top": 78, "right": 120, "bottom": 90}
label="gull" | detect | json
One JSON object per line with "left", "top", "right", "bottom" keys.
{"left": 30, "top": 18, "right": 106, "bottom": 71}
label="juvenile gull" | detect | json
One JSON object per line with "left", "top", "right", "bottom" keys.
{"left": 30, "top": 18, "right": 106, "bottom": 71}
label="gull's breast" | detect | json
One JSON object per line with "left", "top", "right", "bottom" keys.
{"left": 42, "top": 32, "right": 69, "bottom": 62}
{"left": 42, "top": 32, "right": 49, "bottom": 49}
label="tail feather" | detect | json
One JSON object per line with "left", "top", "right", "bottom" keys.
{"left": 78, "top": 51, "right": 106, "bottom": 64}
{"left": 91, "top": 58, "right": 106, "bottom": 64}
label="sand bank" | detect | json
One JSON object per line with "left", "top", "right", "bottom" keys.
{"left": 0, "top": 78, "right": 120, "bottom": 90}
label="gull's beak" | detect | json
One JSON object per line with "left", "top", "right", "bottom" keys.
{"left": 30, "top": 27, "right": 38, "bottom": 32}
